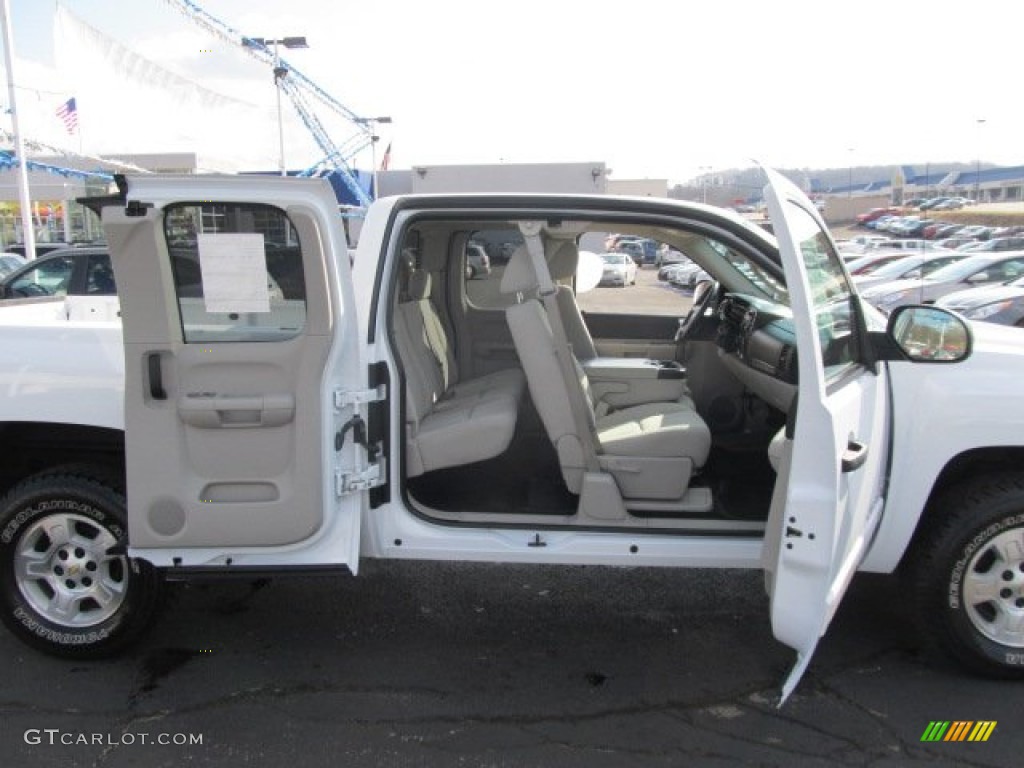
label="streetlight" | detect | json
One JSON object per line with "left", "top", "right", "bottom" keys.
{"left": 975, "top": 118, "right": 986, "bottom": 202}
{"left": 847, "top": 147, "right": 855, "bottom": 198}
{"left": 355, "top": 116, "right": 392, "bottom": 199}
{"left": 698, "top": 165, "right": 712, "bottom": 204}
{"left": 248, "top": 35, "right": 308, "bottom": 176}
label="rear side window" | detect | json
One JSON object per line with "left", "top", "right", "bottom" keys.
{"left": 464, "top": 228, "right": 523, "bottom": 310}
{"left": 163, "top": 204, "right": 307, "bottom": 343}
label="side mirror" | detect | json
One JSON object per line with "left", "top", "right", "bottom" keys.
{"left": 904, "top": 269, "right": 922, "bottom": 279}
{"left": 887, "top": 305, "right": 971, "bottom": 363}
{"left": 966, "top": 271, "right": 989, "bottom": 284}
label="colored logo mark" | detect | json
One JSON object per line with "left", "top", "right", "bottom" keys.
{"left": 921, "top": 721, "right": 997, "bottom": 742}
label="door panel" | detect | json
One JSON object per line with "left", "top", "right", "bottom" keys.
{"left": 103, "top": 179, "right": 363, "bottom": 569}
{"left": 584, "top": 312, "right": 681, "bottom": 359}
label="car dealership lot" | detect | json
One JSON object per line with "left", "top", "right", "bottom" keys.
{"left": 1, "top": 560, "right": 1021, "bottom": 767}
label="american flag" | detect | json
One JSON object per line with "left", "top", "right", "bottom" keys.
{"left": 55, "top": 97, "right": 78, "bottom": 134}
{"left": 379, "top": 142, "right": 392, "bottom": 171}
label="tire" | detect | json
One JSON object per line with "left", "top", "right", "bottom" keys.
{"left": 906, "top": 472, "right": 1024, "bottom": 678}
{"left": 0, "top": 468, "right": 163, "bottom": 658}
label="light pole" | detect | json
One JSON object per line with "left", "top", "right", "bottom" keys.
{"left": 847, "top": 147, "right": 854, "bottom": 198}
{"left": 698, "top": 165, "right": 712, "bottom": 204}
{"left": 1, "top": 0, "right": 35, "bottom": 259}
{"left": 975, "top": 118, "right": 986, "bottom": 202}
{"left": 355, "top": 116, "right": 392, "bottom": 199}
{"left": 248, "top": 36, "right": 308, "bottom": 176}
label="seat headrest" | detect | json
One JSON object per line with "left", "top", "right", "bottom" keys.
{"left": 499, "top": 246, "right": 539, "bottom": 295}
{"left": 546, "top": 240, "right": 579, "bottom": 281}
{"left": 407, "top": 270, "right": 431, "bottom": 300}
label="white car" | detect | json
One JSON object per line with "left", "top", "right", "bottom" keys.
{"left": 599, "top": 251, "right": 637, "bottom": 286}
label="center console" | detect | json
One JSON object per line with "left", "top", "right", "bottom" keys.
{"left": 582, "top": 357, "right": 687, "bottom": 410}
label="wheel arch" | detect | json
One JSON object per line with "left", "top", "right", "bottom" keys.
{"left": 897, "top": 446, "right": 1024, "bottom": 571}
{"left": 0, "top": 422, "right": 125, "bottom": 497}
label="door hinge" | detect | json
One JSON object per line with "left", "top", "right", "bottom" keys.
{"left": 336, "top": 464, "right": 383, "bottom": 495}
{"left": 334, "top": 386, "right": 385, "bottom": 410}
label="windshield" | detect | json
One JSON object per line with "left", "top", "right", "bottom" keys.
{"left": 601, "top": 253, "right": 627, "bottom": 265}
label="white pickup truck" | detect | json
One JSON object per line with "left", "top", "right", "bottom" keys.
{"left": 1, "top": 170, "right": 1023, "bottom": 704}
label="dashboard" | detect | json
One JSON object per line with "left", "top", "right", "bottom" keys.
{"left": 715, "top": 293, "right": 798, "bottom": 413}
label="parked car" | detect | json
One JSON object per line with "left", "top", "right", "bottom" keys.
{"left": 658, "top": 260, "right": 691, "bottom": 281}
{"left": 856, "top": 207, "right": 899, "bottom": 226}
{"left": 934, "top": 236, "right": 977, "bottom": 250}
{"left": 930, "top": 224, "right": 965, "bottom": 240}
{"left": 837, "top": 234, "right": 890, "bottom": 257}
{"left": 465, "top": 242, "right": 491, "bottom": 279}
{"left": 937, "top": 275, "right": 1024, "bottom": 327}
{"left": 599, "top": 251, "right": 637, "bottom": 286}
{"left": 853, "top": 253, "right": 968, "bottom": 291}
{"left": 957, "top": 236, "right": 1024, "bottom": 253}
{"left": 668, "top": 261, "right": 711, "bottom": 288}
{"left": 844, "top": 252, "right": 914, "bottom": 276}
{"left": 4, "top": 241, "right": 73, "bottom": 259}
{"left": 956, "top": 225, "right": 993, "bottom": 240}
{"left": 866, "top": 214, "right": 898, "bottom": 231}
{"left": 861, "top": 252, "right": 1024, "bottom": 313}
{"left": 895, "top": 218, "right": 935, "bottom": 237}
{"left": 0, "top": 247, "right": 114, "bottom": 299}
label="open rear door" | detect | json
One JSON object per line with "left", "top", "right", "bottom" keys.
{"left": 762, "top": 168, "right": 890, "bottom": 704}
{"left": 103, "top": 176, "right": 371, "bottom": 571}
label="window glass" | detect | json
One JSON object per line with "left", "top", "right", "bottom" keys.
{"left": 163, "top": 204, "right": 307, "bottom": 343}
{"left": 8, "top": 255, "right": 75, "bottom": 297}
{"left": 784, "top": 201, "right": 858, "bottom": 375}
{"left": 464, "top": 228, "right": 523, "bottom": 310}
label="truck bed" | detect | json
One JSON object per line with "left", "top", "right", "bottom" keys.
{"left": 0, "top": 296, "right": 125, "bottom": 430}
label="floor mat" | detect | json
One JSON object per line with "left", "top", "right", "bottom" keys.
{"left": 407, "top": 434, "right": 577, "bottom": 515}
{"left": 701, "top": 447, "right": 777, "bottom": 521}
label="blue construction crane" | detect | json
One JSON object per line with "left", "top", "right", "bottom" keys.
{"left": 164, "top": 0, "right": 378, "bottom": 207}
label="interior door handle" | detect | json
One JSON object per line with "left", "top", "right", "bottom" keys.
{"left": 177, "top": 393, "right": 295, "bottom": 429}
{"left": 147, "top": 353, "right": 167, "bottom": 400}
{"left": 841, "top": 439, "right": 868, "bottom": 473}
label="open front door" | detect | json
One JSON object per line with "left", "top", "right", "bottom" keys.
{"left": 103, "top": 176, "right": 370, "bottom": 571}
{"left": 762, "top": 168, "right": 890, "bottom": 704}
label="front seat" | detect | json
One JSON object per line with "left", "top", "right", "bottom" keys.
{"left": 502, "top": 246, "right": 711, "bottom": 502}
{"left": 546, "top": 239, "right": 694, "bottom": 407}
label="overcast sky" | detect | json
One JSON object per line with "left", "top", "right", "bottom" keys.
{"left": 3, "top": 0, "right": 1021, "bottom": 183}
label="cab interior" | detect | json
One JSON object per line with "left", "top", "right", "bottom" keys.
{"left": 385, "top": 211, "right": 793, "bottom": 535}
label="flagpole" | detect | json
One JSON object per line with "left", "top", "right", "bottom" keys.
{"left": 0, "top": 0, "right": 36, "bottom": 259}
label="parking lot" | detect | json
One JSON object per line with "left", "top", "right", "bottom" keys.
{"left": 1, "top": 560, "right": 1021, "bottom": 767}
{"left": 577, "top": 264, "right": 695, "bottom": 316}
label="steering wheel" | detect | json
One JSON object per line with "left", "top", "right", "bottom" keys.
{"left": 675, "top": 279, "right": 719, "bottom": 343}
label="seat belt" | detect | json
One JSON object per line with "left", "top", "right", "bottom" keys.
{"left": 519, "top": 223, "right": 602, "bottom": 472}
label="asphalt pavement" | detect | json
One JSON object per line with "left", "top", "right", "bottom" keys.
{"left": 1, "top": 559, "right": 1021, "bottom": 767}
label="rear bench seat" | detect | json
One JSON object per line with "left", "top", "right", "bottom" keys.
{"left": 394, "top": 269, "right": 525, "bottom": 476}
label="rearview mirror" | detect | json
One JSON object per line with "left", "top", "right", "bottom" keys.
{"left": 887, "top": 305, "right": 971, "bottom": 363}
